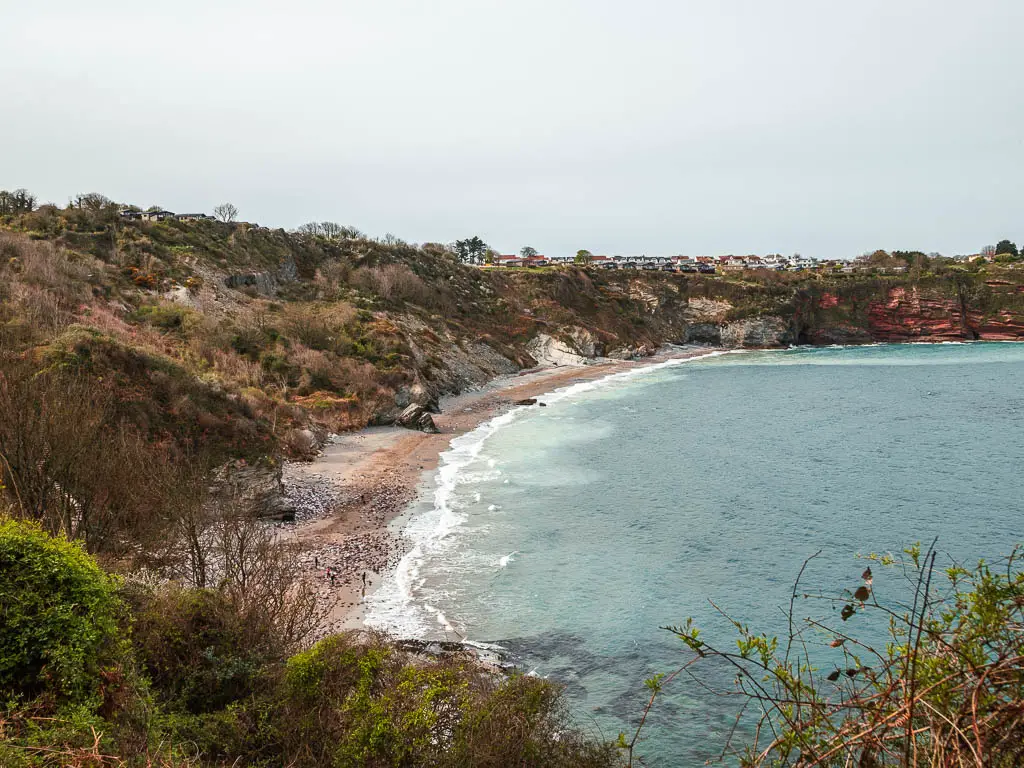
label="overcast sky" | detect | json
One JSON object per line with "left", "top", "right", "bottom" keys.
{"left": 3, "top": 0, "right": 1022, "bottom": 258}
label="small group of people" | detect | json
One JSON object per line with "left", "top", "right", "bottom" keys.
{"left": 314, "top": 556, "right": 370, "bottom": 599}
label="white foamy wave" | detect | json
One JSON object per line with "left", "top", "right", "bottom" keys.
{"left": 457, "top": 468, "right": 502, "bottom": 485}
{"left": 365, "top": 403, "right": 530, "bottom": 637}
{"left": 498, "top": 551, "right": 517, "bottom": 568}
{"left": 364, "top": 348, "right": 731, "bottom": 639}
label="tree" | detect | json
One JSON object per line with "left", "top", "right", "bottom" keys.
{"left": 520, "top": 246, "right": 538, "bottom": 259}
{"left": 214, "top": 202, "right": 239, "bottom": 223}
{"left": 319, "top": 221, "right": 344, "bottom": 240}
{"left": 981, "top": 245, "right": 997, "bottom": 257}
{"left": 995, "top": 239, "right": 1019, "bottom": 257}
{"left": 0, "top": 188, "right": 36, "bottom": 215}
{"left": 73, "top": 193, "right": 112, "bottom": 212}
{"left": 298, "top": 221, "right": 363, "bottom": 240}
{"left": 69, "top": 193, "right": 119, "bottom": 230}
{"left": 296, "top": 222, "right": 323, "bottom": 237}
{"left": 574, "top": 249, "right": 593, "bottom": 265}
{"left": 453, "top": 236, "right": 488, "bottom": 265}
{"left": 0, "top": 361, "right": 194, "bottom": 556}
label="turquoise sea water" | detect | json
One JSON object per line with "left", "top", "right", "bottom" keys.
{"left": 367, "top": 343, "right": 1024, "bottom": 764}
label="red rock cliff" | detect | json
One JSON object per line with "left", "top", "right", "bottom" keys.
{"left": 866, "top": 286, "right": 1024, "bottom": 341}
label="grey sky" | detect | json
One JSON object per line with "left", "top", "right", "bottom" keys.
{"left": 3, "top": 0, "right": 1022, "bottom": 258}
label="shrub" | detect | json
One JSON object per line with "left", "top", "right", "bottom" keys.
{"left": 131, "top": 302, "right": 192, "bottom": 331}
{"left": 657, "top": 544, "right": 1024, "bottom": 767}
{"left": 352, "top": 263, "right": 432, "bottom": 306}
{"left": 0, "top": 518, "right": 124, "bottom": 704}
{"left": 281, "top": 302, "right": 356, "bottom": 351}
{"left": 272, "top": 633, "right": 620, "bottom": 768}
{"left": 130, "top": 587, "right": 271, "bottom": 714}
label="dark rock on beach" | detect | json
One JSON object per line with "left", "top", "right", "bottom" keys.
{"left": 210, "top": 458, "right": 293, "bottom": 519}
{"left": 396, "top": 403, "right": 440, "bottom": 433}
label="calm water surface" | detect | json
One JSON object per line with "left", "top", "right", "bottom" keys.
{"left": 367, "top": 343, "right": 1024, "bottom": 764}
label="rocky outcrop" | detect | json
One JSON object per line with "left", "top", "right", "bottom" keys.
{"left": 628, "top": 279, "right": 666, "bottom": 313}
{"left": 720, "top": 316, "right": 794, "bottom": 347}
{"left": 607, "top": 343, "right": 654, "bottom": 359}
{"left": 684, "top": 297, "right": 733, "bottom": 323}
{"left": 864, "top": 286, "right": 1024, "bottom": 341}
{"left": 396, "top": 403, "right": 440, "bottom": 433}
{"left": 282, "top": 427, "right": 326, "bottom": 460}
{"left": 866, "top": 287, "right": 968, "bottom": 341}
{"left": 223, "top": 256, "right": 299, "bottom": 297}
{"left": 224, "top": 271, "right": 280, "bottom": 296}
{"left": 801, "top": 325, "right": 874, "bottom": 345}
{"left": 967, "top": 311, "right": 1024, "bottom": 340}
{"left": 525, "top": 333, "right": 590, "bottom": 367}
{"left": 428, "top": 339, "right": 520, "bottom": 396}
{"left": 566, "top": 327, "right": 604, "bottom": 358}
{"left": 211, "top": 459, "right": 294, "bottom": 521}
{"left": 394, "top": 378, "right": 440, "bottom": 414}
{"left": 684, "top": 323, "right": 723, "bottom": 345}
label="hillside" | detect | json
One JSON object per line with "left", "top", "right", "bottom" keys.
{"left": 3, "top": 202, "right": 1024, "bottom": 766}
{"left": 3, "top": 203, "right": 1024, "bottom": 535}
{"left": 4, "top": 207, "right": 1024, "bottom": 464}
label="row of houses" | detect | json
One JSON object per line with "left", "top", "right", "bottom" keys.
{"left": 119, "top": 209, "right": 215, "bottom": 222}
{"left": 490, "top": 253, "right": 831, "bottom": 273}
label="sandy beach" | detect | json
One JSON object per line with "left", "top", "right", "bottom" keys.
{"left": 283, "top": 346, "right": 721, "bottom": 637}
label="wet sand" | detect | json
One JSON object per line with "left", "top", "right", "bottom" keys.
{"left": 284, "top": 347, "right": 721, "bottom": 636}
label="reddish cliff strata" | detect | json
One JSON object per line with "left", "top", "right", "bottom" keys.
{"left": 865, "top": 286, "right": 1024, "bottom": 341}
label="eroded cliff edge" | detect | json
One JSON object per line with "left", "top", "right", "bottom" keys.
{"left": 2, "top": 223, "right": 1023, "bottom": 460}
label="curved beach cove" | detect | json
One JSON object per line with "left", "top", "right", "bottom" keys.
{"left": 366, "top": 343, "right": 1024, "bottom": 764}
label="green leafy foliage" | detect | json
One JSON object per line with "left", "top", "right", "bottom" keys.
{"left": 130, "top": 587, "right": 272, "bottom": 714}
{"left": 274, "top": 633, "right": 618, "bottom": 767}
{"left": 653, "top": 546, "right": 1024, "bottom": 767}
{"left": 995, "top": 239, "right": 1018, "bottom": 257}
{"left": 0, "top": 518, "right": 123, "bottom": 704}
{"left": 0, "top": 522, "right": 617, "bottom": 766}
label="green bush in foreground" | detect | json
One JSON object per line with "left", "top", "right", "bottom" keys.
{"left": 269, "top": 633, "right": 618, "bottom": 767}
{"left": 0, "top": 518, "right": 619, "bottom": 767}
{"left": 0, "top": 518, "right": 124, "bottom": 704}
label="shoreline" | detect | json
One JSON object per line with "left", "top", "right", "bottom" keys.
{"left": 284, "top": 345, "right": 725, "bottom": 638}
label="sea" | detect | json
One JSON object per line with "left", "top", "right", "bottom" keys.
{"left": 365, "top": 342, "right": 1024, "bottom": 765}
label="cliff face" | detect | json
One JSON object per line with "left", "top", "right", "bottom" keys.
{"left": 4, "top": 221, "right": 1024, "bottom": 448}
{"left": 508, "top": 274, "right": 1024, "bottom": 356}
{"left": 869, "top": 288, "right": 969, "bottom": 341}
{"left": 866, "top": 287, "right": 964, "bottom": 341}
{"left": 782, "top": 278, "right": 1024, "bottom": 345}
{"left": 828, "top": 285, "right": 1024, "bottom": 342}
